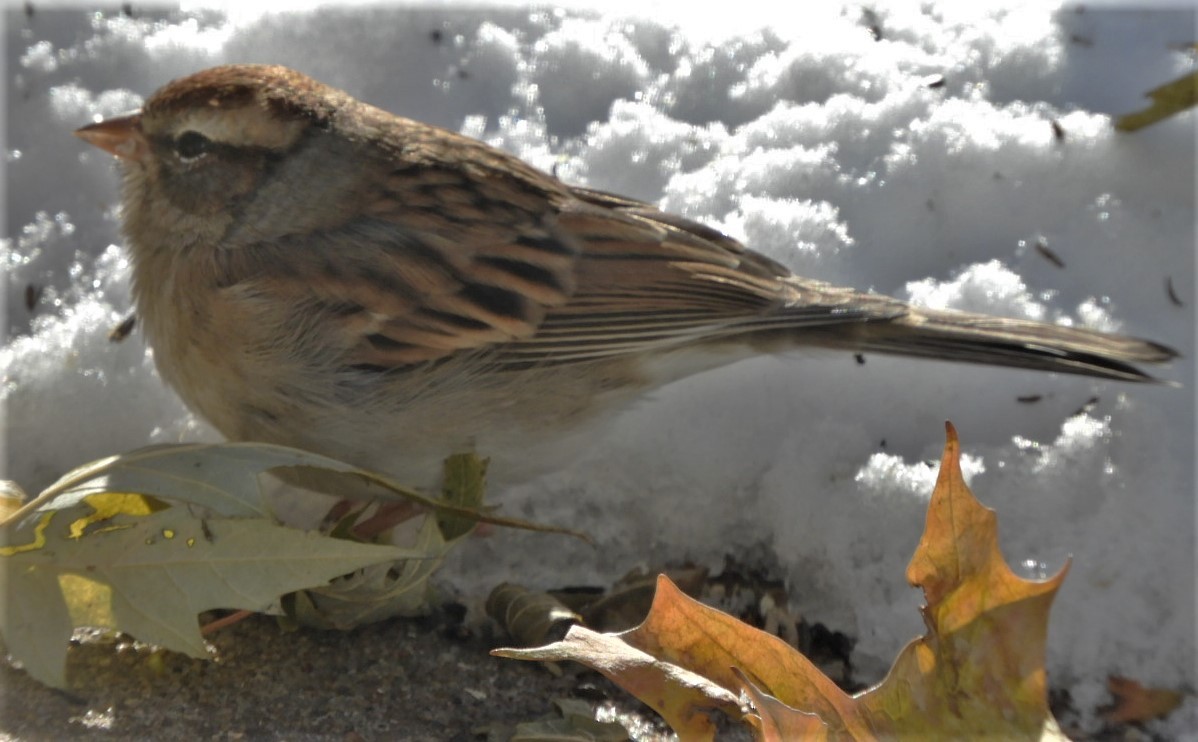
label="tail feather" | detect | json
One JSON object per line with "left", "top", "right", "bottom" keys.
{"left": 811, "top": 308, "right": 1178, "bottom": 383}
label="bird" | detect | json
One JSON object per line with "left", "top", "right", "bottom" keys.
{"left": 75, "top": 64, "right": 1176, "bottom": 493}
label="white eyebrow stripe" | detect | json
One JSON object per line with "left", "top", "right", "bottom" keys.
{"left": 170, "top": 106, "right": 306, "bottom": 150}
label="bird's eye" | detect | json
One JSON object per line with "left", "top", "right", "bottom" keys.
{"left": 173, "top": 130, "right": 212, "bottom": 161}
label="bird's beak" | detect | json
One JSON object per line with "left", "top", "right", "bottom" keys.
{"left": 75, "top": 111, "right": 147, "bottom": 161}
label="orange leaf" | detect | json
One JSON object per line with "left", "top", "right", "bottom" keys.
{"left": 496, "top": 423, "right": 1072, "bottom": 740}
{"left": 736, "top": 668, "right": 831, "bottom": 741}
{"left": 622, "top": 576, "right": 869, "bottom": 735}
{"left": 856, "top": 422, "right": 1068, "bottom": 738}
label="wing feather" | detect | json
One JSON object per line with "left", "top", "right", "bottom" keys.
{"left": 215, "top": 175, "right": 897, "bottom": 371}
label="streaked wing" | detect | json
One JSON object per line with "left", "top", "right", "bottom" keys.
{"left": 223, "top": 176, "right": 901, "bottom": 371}
{"left": 218, "top": 159, "right": 582, "bottom": 368}
{"left": 492, "top": 187, "right": 905, "bottom": 364}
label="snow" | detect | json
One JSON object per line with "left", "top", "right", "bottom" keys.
{"left": 3, "top": 2, "right": 1194, "bottom": 733}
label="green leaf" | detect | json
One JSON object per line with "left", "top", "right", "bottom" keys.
{"left": 8, "top": 443, "right": 587, "bottom": 540}
{"left": 1115, "top": 70, "right": 1198, "bottom": 132}
{"left": 0, "top": 517, "right": 75, "bottom": 687}
{"left": 437, "top": 452, "right": 489, "bottom": 540}
{"left": 289, "top": 516, "right": 457, "bottom": 629}
{"left": 0, "top": 443, "right": 588, "bottom": 688}
{"left": 0, "top": 505, "right": 405, "bottom": 687}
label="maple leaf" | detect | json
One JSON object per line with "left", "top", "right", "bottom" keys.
{"left": 851, "top": 421, "right": 1068, "bottom": 739}
{"left": 0, "top": 494, "right": 408, "bottom": 688}
{"left": 0, "top": 444, "right": 582, "bottom": 688}
{"left": 497, "top": 422, "right": 1070, "bottom": 740}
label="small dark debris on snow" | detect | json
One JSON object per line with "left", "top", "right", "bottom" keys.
{"left": 861, "top": 8, "right": 882, "bottom": 40}
{"left": 1166, "top": 276, "right": 1184, "bottom": 307}
{"left": 1071, "top": 395, "right": 1101, "bottom": 417}
{"left": 25, "top": 283, "right": 42, "bottom": 311}
{"left": 1034, "top": 239, "right": 1065, "bottom": 269}
{"left": 109, "top": 313, "right": 137, "bottom": 342}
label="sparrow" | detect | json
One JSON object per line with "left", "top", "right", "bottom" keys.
{"left": 75, "top": 64, "right": 1176, "bottom": 492}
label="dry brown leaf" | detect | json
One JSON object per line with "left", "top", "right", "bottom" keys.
{"left": 622, "top": 577, "right": 866, "bottom": 735}
{"left": 1104, "top": 675, "right": 1185, "bottom": 725}
{"left": 486, "top": 583, "right": 581, "bottom": 647}
{"left": 735, "top": 668, "right": 831, "bottom": 741}
{"left": 853, "top": 421, "right": 1069, "bottom": 738}
{"left": 495, "top": 623, "right": 741, "bottom": 741}
{"left": 497, "top": 423, "right": 1071, "bottom": 740}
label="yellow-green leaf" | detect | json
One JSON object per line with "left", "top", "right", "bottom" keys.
{"left": 1115, "top": 70, "right": 1198, "bottom": 132}
{"left": 1, "top": 507, "right": 407, "bottom": 687}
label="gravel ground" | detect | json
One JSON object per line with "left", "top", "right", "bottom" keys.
{"left": 0, "top": 607, "right": 653, "bottom": 741}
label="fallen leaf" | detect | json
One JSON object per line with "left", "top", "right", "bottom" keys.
{"left": 856, "top": 421, "right": 1069, "bottom": 739}
{"left": 289, "top": 516, "right": 461, "bottom": 629}
{"left": 487, "top": 583, "right": 582, "bottom": 647}
{"left": 1104, "top": 675, "right": 1185, "bottom": 724}
{"left": 436, "top": 452, "right": 490, "bottom": 540}
{"left": 1, "top": 504, "right": 406, "bottom": 687}
{"left": 498, "top": 423, "right": 1072, "bottom": 740}
{"left": 495, "top": 624, "right": 742, "bottom": 741}
{"left": 1, "top": 443, "right": 583, "bottom": 688}
{"left": 1115, "top": 70, "right": 1198, "bottom": 132}
{"left": 736, "top": 668, "right": 830, "bottom": 741}
{"left": 0, "top": 481, "right": 27, "bottom": 522}
{"left": 15, "top": 443, "right": 579, "bottom": 536}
